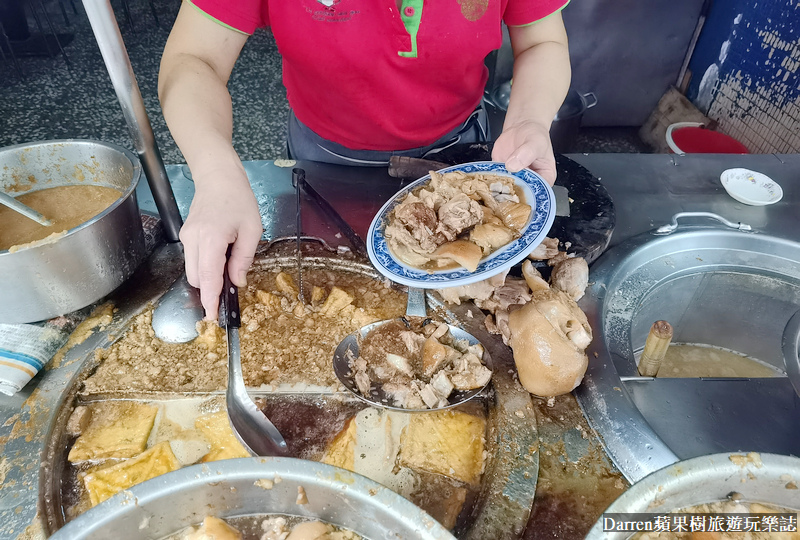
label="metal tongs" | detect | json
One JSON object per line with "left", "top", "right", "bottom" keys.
{"left": 292, "top": 168, "right": 305, "bottom": 304}
{"left": 220, "top": 248, "right": 289, "bottom": 456}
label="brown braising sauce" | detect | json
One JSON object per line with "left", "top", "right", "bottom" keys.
{"left": 0, "top": 185, "right": 121, "bottom": 251}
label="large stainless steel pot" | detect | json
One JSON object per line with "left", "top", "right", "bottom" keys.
{"left": 576, "top": 215, "right": 800, "bottom": 482}
{"left": 586, "top": 452, "right": 800, "bottom": 539}
{"left": 0, "top": 140, "right": 146, "bottom": 323}
{"left": 49, "top": 457, "right": 457, "bottom": 540}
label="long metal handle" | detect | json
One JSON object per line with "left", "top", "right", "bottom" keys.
{"left": 0, "top": 192, "right": 52, "bottom": 226}
{"left": 291, "top": 168, "right": 305, "bottom": 303}
{"left": 405, "top": 287, "right": 428, "bottom": 318}
{"left": 783, "top": 310, "right": 800, "bottom": 399}
{"left": 82, "top": 0, "right": 183, "bottom": 242}
{"left": 655, "top": 212, "right": 752, "bottom": 235}
{"left": 298, "top": 174, "right": 367, "bottom": 255}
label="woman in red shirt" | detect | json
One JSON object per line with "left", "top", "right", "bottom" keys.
{"left": 159, "top": 0, "right": 571, "bottom": 317}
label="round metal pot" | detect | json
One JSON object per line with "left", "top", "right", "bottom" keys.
{"left": 49, "top": 457, "right": 457, "bottom": 540}
{"left": 586, "top": 452, "right": 800, "bottom": 539}
{"left": 0, "top": 140, "right": 146, "bottom": 323}
{"left": 550, "top": 90, "right": 598, "bottom": 154}
{"left": 488, "top": 85, "right": 597, "bottom": 153}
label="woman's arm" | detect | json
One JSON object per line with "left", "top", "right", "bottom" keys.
{"left": 491, "top": 12, "right": 571, "bottom": 185}
{"left": 159, "top": 1, "right": 263, "bottom": 318}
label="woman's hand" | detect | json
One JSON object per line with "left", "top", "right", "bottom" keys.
{"left": 159, "top": 2, "right": 255, "bottom": 318}
{"left": 492, "top": 119, "right": 556, "bottom": 185}
{"left": 179, "top": 162, "right": 263, "bottom": 319}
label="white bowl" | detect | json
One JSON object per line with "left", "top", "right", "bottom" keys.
{"left": 720, "top": 168, "right": 783, "bottom": 206}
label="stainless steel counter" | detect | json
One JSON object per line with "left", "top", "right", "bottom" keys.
{"left": 1, "top": 153, "right": 797, "bottom": 539}
{"left": 134, "top": 153, "right": 799, "bottom": 250}
{"left": 567, "top": 153, "right": 798, "bottom": 244}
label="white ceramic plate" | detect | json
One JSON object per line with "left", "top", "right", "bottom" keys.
{"left": 720, "top": 168, "right": 783, "bottom": 206}
{"left": 367, "top": 161, "right": 555, "bottom": 288}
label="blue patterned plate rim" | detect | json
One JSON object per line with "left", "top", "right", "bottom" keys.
{"left": 367, "top": 161, "right": 555, "bottom": 289}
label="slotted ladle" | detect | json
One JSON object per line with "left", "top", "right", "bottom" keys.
{"left": 333, "top": 287, "right": 492, "bottom": 412}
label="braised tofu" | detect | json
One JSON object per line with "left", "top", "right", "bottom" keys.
{"left": 68, "top": 401, "right": 158, "bottom": 462}
{"left": 82, "top": 441, "right": 180, "bottom": 506}
{"left": 194, "top": 410, "right": 251, "bottom": 462}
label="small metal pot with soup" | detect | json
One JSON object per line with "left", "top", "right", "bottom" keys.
{"left": 0, "top": 140, "right": 147, "bottom": 324}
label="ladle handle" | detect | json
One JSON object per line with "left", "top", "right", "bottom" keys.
{"left": 0, "top": 192, "right": 52, "bottom": 226}
{"left": 219, "top": 245, "right": 240, "bottom": 330}
{"left": 406, "top": 287, "right": 427, "bottom": 318}
{"left": 655, "top": 212, "right": 752, "bottom": 234}
{"left": 783, "top": 310, "right": 800, "bottom": 398}
{"left": 638, "top": 320, "right": 673, "bottom": 377}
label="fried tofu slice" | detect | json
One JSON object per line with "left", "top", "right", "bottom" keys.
{"left": 82, "top": 441, "right": 180, "bottom": 506}
{"left": 318, "top": 286, "right": 354, "bottom": 317}
{"left": 68, "top": 401, "right": 158, "bottom": 462}
{"left": 399, "top": 410, "right": 485, "bottom": 485}
{"left": 195, "top": 410, "right": 251, "bottom": 462}
{"left": 321, "top": 417, "right": 357, "bottom": 471}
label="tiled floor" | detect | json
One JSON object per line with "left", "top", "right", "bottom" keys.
{"left": 1, "top": 0, "right": 653, "bottom": 166}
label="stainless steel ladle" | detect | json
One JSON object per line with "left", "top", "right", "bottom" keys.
{"left": 333, "top": 287, "right": 492, "bottom": 412}
{"left": 0, "top": 191, "right": 52, "bottom": 226}
{"left": 153, "top": 256, "right": 288, "bottom": 456}
{"left": 151, "top": 273, "right": 203, "bottom": 343}
{"left": 219, "top": 258, "right": 289, "bottom": 456}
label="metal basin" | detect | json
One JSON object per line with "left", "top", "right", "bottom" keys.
{"left": 49, "top": 457, "right": 457, "bottom": 540}
{"left": 0, "top": 140, "right": 146, "bottom": 323}
{"left": 39, "top": 243, "right": 538, "bottom": 540}
{"left": 586, "top": 452, "right": 800, "bottom": 539}
{"left": 576, "top": 217, "right": 800, "bottom": 482}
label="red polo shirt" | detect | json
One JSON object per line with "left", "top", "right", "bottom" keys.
{"left": 189, "top": 0, "right": 567, "bottom": 151}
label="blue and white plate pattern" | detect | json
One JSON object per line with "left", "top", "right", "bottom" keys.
{"left": 367, "top": 161, "right": 556, "bottom": 288}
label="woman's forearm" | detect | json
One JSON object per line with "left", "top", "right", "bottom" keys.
{"left": 504, "top": 17, "right": 571, "bottom": 132}
{"left": 491, "top": 13, "right": 571, "bottom": 182}
{"left": 157, "top": 1, "right": 249, "bottom": 183}
{"left": 504, "top": 39, "right": 571, "bottom": 132}
{"left": 158, "top": 54, "right": 243, "bottom": 180}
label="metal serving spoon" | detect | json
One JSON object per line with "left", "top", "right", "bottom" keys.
{"left": 333, "top": 287, "right": 492, "bottom": 412}
{"left": 151, "top": 273, "right": 203, "bottom": 343}
{"left": 220, "top": 251, "right": 289, "bottom": 456}
{"left": 0, "top": 191, "right": 52, "bottom": 226}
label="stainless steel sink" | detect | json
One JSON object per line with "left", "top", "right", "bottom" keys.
{"left": 576, "top": 213, "right": 800, "bottom": 482}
